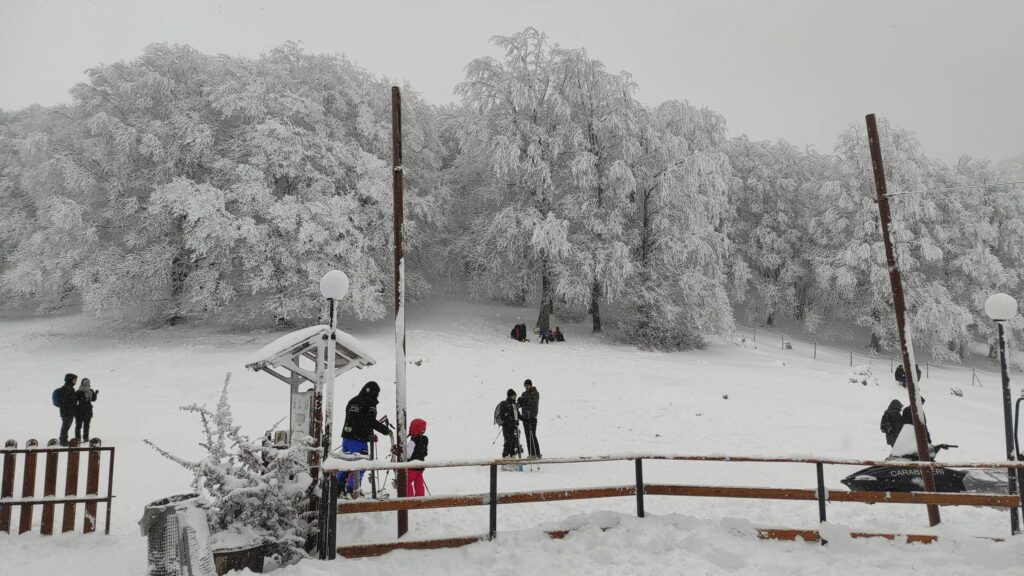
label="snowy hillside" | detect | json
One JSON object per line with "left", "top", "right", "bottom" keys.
{"left": 2, "top": 298, "right": 1022, "bottom": 575}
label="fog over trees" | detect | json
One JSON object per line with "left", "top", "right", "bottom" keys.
{"left": 1, "top": 30, "right": 1022, "bottom": 356}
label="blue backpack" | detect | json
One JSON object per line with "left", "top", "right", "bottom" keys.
{"left": 52, "top": 388, "right": 61, "bottom": 407}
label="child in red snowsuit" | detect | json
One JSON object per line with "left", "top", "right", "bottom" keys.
{"left": 405, "top": 418, "right": 429, "bottom": 497}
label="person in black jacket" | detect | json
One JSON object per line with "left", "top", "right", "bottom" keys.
{"left": 518, "top": 379, "right": 541, "bottom": 458}
{"left": 56, "top": 373, "right": 78, "bottom": 446}
{"left": 879, "top": 399, "right": 904, "bottom": 446}
{"left": 74, "top": 377, "right": 99, "bottom": 443}
{"left": 339, "top": 381, "right": 393, "bottom": 498}
{"left": 494, "top": 389, "right": 522, "bottom": 458}
{"left": 405, "top": 418, "right": 428, "bottom": 497}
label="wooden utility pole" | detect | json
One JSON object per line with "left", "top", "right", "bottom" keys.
{"left": 392, "top": 86, "right": 409, "bottom": 538}
{"left": 865, "top": 113, "right": 940, "bottom": 526}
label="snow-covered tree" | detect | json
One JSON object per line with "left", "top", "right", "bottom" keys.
{"left": 453, "top": 28, "right": 576, "bottom": 331}
{"left": 551, "top": 47, "right": 639, "bottom": 332}
{"left": 622, "top": 101, "right": 734, "bottom": 350}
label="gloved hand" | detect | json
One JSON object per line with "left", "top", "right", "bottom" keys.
{"left": 390, "top": 444, "right": 403, "bottom": 457}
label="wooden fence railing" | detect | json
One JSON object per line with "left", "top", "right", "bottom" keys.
{"left": 321, "top": 453, "right": 1024, "bottom": 558}
{"left": 0, "top": 438, "right": 115, "bottom": 535}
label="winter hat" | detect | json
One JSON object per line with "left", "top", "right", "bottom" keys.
{"left": 64, "top": 373, "right": 77, "bottom": 385}
{"left": 79, "top": 378, "right": 92, "bottom": 393}
{"left": 524, "top": 379, "right": 533, "bottom": 387}
{"left": 409, "top": 418, "right": 427, "bottom": 436}
{"left": 362, "top": 381, "right": 380, "bottom": 398}
{"left": 507, "top": 388, "right": 516, "bottom": 398}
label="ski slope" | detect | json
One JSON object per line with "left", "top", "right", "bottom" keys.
{"left": 1, "top": 297, "right": 1022, "bottom": 575}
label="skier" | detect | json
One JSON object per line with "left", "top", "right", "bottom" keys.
{"left": 494, "top": 389, "right": 522, "bottom": 459}
{"left": 55, "top": 373, "right": 78, "bottom": 446}
{"left": 405, "top": 418, "right": 428, "bottom": 497}
{"left": 338, "top": 381, "right": 393, "bottom": 498}
{"left": 879, "top": 399, "right": 904, "bottom": 446}
{"left": 74, "top": 377, "right": 99, "bottom": 443}
{"left": 518, "top": 379, "right": 541, "bottom": 458}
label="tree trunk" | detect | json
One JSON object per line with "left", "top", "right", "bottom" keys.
{"left": 766, "top": 311, "right": 775, "bottom": 327}
{"left": 589, "top": 280, "right": 602, "bottom": 333}
{"left": 166, "top": 216, "right": 194, "bottom": 325}
{"left": 536, "top": 256, "right": 553, "bottom": 332}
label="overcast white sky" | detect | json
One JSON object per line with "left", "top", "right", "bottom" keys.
{"left": 1, "top": 0, "right": 1022, "bottom": 162}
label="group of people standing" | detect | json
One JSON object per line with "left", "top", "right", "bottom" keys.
{"left": 334, "top": 377, "right": 543, "bottom": 500}
{"left": 54, "top": 373, "right": 99, "bottom": 446}
{"left": 510, "top": 323, "right": 565, "bottom": 344}
{"left": 494, "top": 379, "right": 541, "bottom": 459}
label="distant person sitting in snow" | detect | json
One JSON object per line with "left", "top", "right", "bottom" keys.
{"left": 510, "top": 323, "right": 527, "bottom": 342}
{"left": 879, "top": 399, "right": 904, "bottom": 446}
{"left": 405, "top": 418, "right": 428, "bottom": 497}
{"left": 539, "top": 328, "right": 553, "bottom": 344}
{"left": 553, "top": 327, "right": 564, "bottom": 342}
{"left": 338, "top": 381, "right": 393, "bottom": 498}
{"left": 894, "top": 364, "right": 922, "bottom": 388}
{"left": 74, "top": 378, "right": 99, "bottom": 443}
{"left": 494, "top": 389, "right": 522, "bottom": 458}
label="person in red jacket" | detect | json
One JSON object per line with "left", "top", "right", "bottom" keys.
{"left": 405, "top": 418, "right": 429, "bottom": 497}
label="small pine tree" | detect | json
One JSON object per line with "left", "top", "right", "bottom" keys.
{"left": 146, "top": 373, "right": 313, "bottom": 563}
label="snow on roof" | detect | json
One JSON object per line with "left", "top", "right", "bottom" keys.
{"left": 245, "top": 324, "right": 376, "bottom": 373}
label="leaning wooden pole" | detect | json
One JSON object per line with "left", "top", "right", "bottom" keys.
{"left": 865, "top": 113, "right": 941, "bottom": 526}
{"left": 392, "top": 86, "right": 409, "bottom": 538}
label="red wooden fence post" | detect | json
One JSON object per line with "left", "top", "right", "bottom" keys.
{"left": 40, "top": 439, "right": 59, "bottom": 535}
{"left": 62, "top": 438, "right": 81, "bottom": 533}
{"left": 84, "top": 439, "right": 101, "bottom": 533}
{"left": 19, "top": 439, "right": 39, "bottom": 534}
{"left": 0, "top": 440, "right": 17, "bottom": 533}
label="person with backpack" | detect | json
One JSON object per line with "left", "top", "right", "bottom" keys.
{"left": 894, "top": 364, "right": 922, "bottom": 388}
{"left": 54, "top": 373, "right": 79, "bottom": 446}
{"left": 517, "top": 379, "right": 541, "bottom": 458}
{"left": 405, "top": 418, "right": 429, "bottom": 497}
{"left": 879, "top": 399, "right": 904, "bottom": 446}
{"left": 74, "top": 377, "right": 99, "bottom": 443}
{"left": 494, "top": 389, "right": 522, "bottom": 459}
{"left": 338, "top": 381, "right": 393, "bottom": 498}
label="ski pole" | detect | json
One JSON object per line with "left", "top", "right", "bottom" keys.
{"left": 491, "top": 429, "right": 502, "bottom": 445}
{"left": 423, "top": 479, "right": 431, "bottom": 496}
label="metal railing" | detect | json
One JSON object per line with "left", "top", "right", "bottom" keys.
{"left": 319, "top": 453, "right": 1024, "bottom": 558}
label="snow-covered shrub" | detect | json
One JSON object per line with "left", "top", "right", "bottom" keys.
{"left": 848, "top": 365, "right": 878, "bottom": 387}
{"left": 146, "top": 373, "right": 313, "bottom": 563}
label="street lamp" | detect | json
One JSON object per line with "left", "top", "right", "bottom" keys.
{"left": 984, "top": 292, "right": 1022, "bottom": 535}
{"left": 318, "top": 270, "right": 348, "bottom": 559}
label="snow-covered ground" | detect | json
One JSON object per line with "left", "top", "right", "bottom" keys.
{"left": 2, "top": 298, "right": 1022, "bottom": 575}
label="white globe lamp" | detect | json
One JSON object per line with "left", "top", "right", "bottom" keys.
{"left": 319, "top": 270, "right": 350, "bottom": 301}
{"left": 985, "top": 293, "right": 1018, "bottom": 322}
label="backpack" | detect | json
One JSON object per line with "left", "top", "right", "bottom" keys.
{"left": 52, "top": 388, "right": 61, "bottom": 407}
{"left": 880, "top": 409, "right": 901, "bottom": 434}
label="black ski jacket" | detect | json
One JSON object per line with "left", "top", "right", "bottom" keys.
{"left": 518, "top": 387, "right": 539, "bottom": 420}
{"left": 494, "top": 400, "right": 519, "bottom": 428}
{"left": 57, "top": 384, "right": 78, "bottom": 418}
{"left": 342, "top": 392, "right": 391, "bottom": 442}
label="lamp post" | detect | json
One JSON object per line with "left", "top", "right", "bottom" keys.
{"left": 318, "top": 269, "right": 349, "bottom": 559}
{"left": 984, "top": 292, "right": 1021, "bottom": 535}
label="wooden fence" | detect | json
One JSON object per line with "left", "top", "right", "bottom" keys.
{"left": 0, "top": 438, "right": 115, "bottom": 535}
{"left": 322, "top": 453, "right": 1024, "bottom": 558}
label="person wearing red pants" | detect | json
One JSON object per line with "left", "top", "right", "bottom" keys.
{"left": 405, "top": 418, "right": 429, "bottom": 497}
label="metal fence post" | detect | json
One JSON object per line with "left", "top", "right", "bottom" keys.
{"left": 849, "top": 347, "right": 853, "bottom": 367}
{"left": 635, "top": 459, "right": 645, "bottom": 518}
{"left": 813, "top": 341, "right": 817, "bottom": 360}
{"left": 816, "top": 462, "right": 827, "bottom": 546}
{"left": 489, "top": 464, "right": 497, "bottom": 540}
